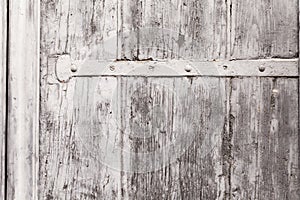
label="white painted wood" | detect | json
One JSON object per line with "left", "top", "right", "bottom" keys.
{"left": 0, "top": 0, "right": 7, "bottom": 199}
{"left": 39, "top": 76, "right": 227, "bottom": 199}
{"left": 39, "top": 0, "right": 299, "bottom": 199}
{"left": 7, "top": 0, "right": 40, "bottom": 199}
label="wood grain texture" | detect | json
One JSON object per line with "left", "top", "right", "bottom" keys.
{"left": 116, "top": 0, "right": 228, "bottom": 60}
{"left": 230, "top": 78, "right": 299, "bottom": 199}
{"left": 39, "top": 0, "right": 228, "bottom": 61}
{"left": 40, "top": 0, "right": 298, "bottom": 64}
{"left": 230, "top": 0, "right": 298, "bottom": 59}
{"left": 7, "top": 0, "right": 40, "bottom": 199}
{"left": 0, "top": 1, "right": 7, "bottom": 199}
{"left": 39, "top": 0, "right": 300, "bottom": 199}
{"left": 39, "top": 77, "right": 227, "bottom": 199}
{"left": 40, "top": 76, "right": 300, "bottom": 199}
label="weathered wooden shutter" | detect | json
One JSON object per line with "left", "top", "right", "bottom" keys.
{"left": 3, "top": 0, "right": 300, "bottom": 199}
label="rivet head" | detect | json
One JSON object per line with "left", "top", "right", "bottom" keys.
{"left": 223, "top": 65, "right": 228, "bottom": 70}
{"left": 70, "top": 64, "right": 78, "bottom": 72}
{"left": 259, "top": 65, "right": 266, "bottom": 72}
{"left": 185, "top": 65, "right": 192, "bottom": 72}
{"left": 149, "top": 65, "right": 155, "bottom": 71}
{"left": 109, "top": 66, "right": 115, "bottom": 71}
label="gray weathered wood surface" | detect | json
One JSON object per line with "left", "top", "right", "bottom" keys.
{"left": 39, "top": 0, "right": 299, "bottom": 199}
{"left": 230, "top": 0, "right": 298, "bottom": 59}
{"left": 40, "top": 77, "right": 226, "bottom": 199}
{"left": 39, "top": 0, "right": 298, "bottom": 61}
{"left": 230, "top": 78, "right": 299, "bottom": 199}
{"left": 0, "top": 1, "right": 7, "bottom": 199}
{"left": 40, "top": 76, "right": 299, "bottom": 199}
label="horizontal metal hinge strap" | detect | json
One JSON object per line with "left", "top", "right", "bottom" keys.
{"left": 48, "top": 55, "right": 299, "bottom": 83}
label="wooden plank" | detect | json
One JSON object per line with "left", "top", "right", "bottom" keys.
{"left": 39, "top": 77, "right": 227, "bottom": 199}
{"left": 230, "top": 0, "right": 298, "bottom": 59}
{"left": 117, "top": 0, "right": 228, "bottom": 60}
{"left": 0, "top": 0, "right": 7, "bottom": 199}
{"left": 230, "top": 78, "right": 299, "bottom": 199}
{"left": 40, "top": 0, "right": 119, "bottom": 61}
{"left": 7, "top": 0, "right": 40, "bottom": 199}
{"left": 119, "top": 77, "right": 227, "bottom": 199}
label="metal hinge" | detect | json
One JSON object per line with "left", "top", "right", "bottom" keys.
{"left": 48, "top": 54, "right": 298, "bottom": 83}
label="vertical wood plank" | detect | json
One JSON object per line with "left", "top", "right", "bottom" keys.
{"left": 121, "top": 77, "right": 227, "bottom": 199}
{"left": 40, "top": 0, "right": 119, "bottom": 62}
{"left": 39, "top": 78, "right": 123, "bottom": 199}
{"left": 7, "top": 0, "right": 40, "bottom": 199}
{"left": 230, "top": 78, "right": 299, "bottom": 199}
{"left": 0, "top": 0, "right": 7, "bottom": 199}
{"left": 230, "top": 0, "right": 298, "bottom": 59}
{"left": 117, "top": 0, "right": 228, "bottom": 60}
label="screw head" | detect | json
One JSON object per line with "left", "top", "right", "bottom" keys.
{"left": 185, "top": 65, "right": 192, "bottom": 72}
{"left": 70, "top": 64, "right": 78, "bottom": 72}
{"left": 258, "top": 65, "right": 266, "bottom": 72}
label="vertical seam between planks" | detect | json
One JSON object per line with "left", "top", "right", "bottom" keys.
{"left": 226, "top": 0, "right": 232, "bottom": 59}
{"left": 35, "top": 0, "right": 41, "bottom": 199}
{"left": 228, "top": 77, "right": 233, "bottom": 200}
{"left": 298, "top": 0, "right": 300, "bottom": 194}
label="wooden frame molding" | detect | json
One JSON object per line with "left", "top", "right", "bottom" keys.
{"left": 0, "top": 0, "right": 7, "bottom": 199}
{"left": 7, "top": 0, "right": 40, "bottom": 199}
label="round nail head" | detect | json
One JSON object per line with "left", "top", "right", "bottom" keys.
{"left": 259, "top": 65, "right": 266, "bottom": 72}
{"left": 70, "top": 64, "right": 78, "bottom": 72}
{"left": 185, "top": 65, "right": 192, "bottom": 72}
